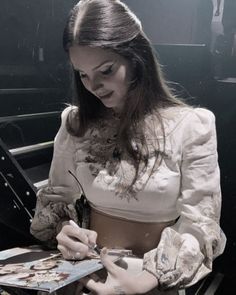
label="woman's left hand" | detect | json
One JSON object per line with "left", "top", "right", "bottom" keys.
{"left": 80, "top": 248, "right": 158, "bottom": 295}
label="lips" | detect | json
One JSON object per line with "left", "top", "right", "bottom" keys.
{"left": 97, "top": 91, "right": 113, "bottom": 99}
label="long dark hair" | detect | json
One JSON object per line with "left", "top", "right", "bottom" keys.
{"left": 63, "top": 0, "right": 185, "bottom": 185}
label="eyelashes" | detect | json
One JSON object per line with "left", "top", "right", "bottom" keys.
{"left": 100, "top": 65, "right": 113, "bottom": 75}
{"left": 77, "top": 64, "right": 115, "bottom": 80}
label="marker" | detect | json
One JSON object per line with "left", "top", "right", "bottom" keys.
{"left": 69, "top": 220, "right": 101, "bottom": 255}
{"left": 92, "top": 244, "right": 101, "bottom": 255}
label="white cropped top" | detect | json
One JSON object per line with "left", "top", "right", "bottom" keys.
{"left": 49, "top": 106, "right": 219, "bottom": 222}
{"left": 30, "top": 105, "right": 226, "bottom": 289}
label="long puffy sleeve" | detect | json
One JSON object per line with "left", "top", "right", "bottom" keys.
{"left": 30, "top": 106, "right": 80, "bottom": 247}
{"left": 143, "top": 108, "right": 226, "bottom": 289}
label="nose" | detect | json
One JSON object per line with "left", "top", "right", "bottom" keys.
{"left": 89, "top": 76, "right": 103, "bottom": 92}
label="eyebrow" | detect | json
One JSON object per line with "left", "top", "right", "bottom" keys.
{"left": 76, "top": 60, "right": 114, "bottom": 73}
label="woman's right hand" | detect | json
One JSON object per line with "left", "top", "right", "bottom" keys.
{"left": 56, "top": 222, "right": 97, "bottom": 260}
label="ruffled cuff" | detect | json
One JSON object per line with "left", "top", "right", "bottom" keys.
{"left": 30, "top": 191, "right": 79, "bottom": 248}
{"left": 143, "top": 228, "right": 206, "bottom": 290}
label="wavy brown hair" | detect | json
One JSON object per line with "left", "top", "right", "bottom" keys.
{"left": 63, "top": 0, "right": 185, "bottom": 185}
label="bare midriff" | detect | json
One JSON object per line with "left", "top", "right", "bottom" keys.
{"left": 90, "top": 207, "right": 176, "bottom": 257}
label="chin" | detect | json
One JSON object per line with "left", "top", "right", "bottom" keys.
{"left": 100, "top": 97, "right": 124, "bottom": 110}
{"left": 102, "top": 101, "right": 117, "bottom": 109}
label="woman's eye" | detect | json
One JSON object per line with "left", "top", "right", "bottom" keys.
{"left": 80, "top": 73, "right": 87, "bottom": 79}
{"left": 78, "top": 71, "right": 87, "bottom": 79}
{"left": 101, "top": 65, "right": 113, "bottom": 75}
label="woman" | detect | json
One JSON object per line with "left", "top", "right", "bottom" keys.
{"left": 30, "top": 0, "right": 226, "bottom": 294}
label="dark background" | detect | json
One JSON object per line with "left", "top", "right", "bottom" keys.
{"left": 0, "top": 0, "right": 235, "bottom": 293}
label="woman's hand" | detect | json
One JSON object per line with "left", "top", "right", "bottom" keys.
{"left": 80, "top": 248, "right": 158, "bottom": 295}
{"left": 56, "top": 221, "right": 97, "bottom": 260}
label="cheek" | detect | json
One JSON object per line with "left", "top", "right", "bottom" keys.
{"left": 116, "top": 64, "right": 128, "bottom": 82}
{"left": 111, "top": 66, "right": 130, "bottom": 91}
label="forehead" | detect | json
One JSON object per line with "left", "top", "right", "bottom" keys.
{"left": 69, "top": 45, "right": 119, "bottom": 70}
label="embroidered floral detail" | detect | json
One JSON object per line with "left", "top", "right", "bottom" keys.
{"left": 74, "top": 114, "right": 168, "bottom": 200}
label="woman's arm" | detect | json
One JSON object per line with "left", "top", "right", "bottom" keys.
{"left": 30, "top": 106, "right": 80, "bottom": 247}
{"left": 143, "top": 108, "right": 226, "bottom": 290}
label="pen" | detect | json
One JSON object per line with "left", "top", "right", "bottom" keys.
{"left": 69, "top": 220, "right": 101, "bottom": 255}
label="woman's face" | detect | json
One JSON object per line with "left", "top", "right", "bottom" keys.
{"left": 69, "top": 45, "right": 132, "bottom": 111}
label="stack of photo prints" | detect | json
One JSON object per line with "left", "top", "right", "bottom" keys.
{"left": 0, "top": 246, "right": 123, "bottom": 292}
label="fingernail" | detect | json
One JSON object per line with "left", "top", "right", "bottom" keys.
{"left": 101, "top": 247, "right": 107, "bottom": 255}
{"left": 75, "top": 252, "right": 81, "bottom": 259}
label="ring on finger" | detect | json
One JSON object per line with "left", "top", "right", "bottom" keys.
{"left": 67, "top": 250, "right": 71, "bottom": 258}
{"left": 75, "top": 252, "right": 81, "bottom": 260}
{"left": 72, "top": 252, "right": 80, "bottom": 260}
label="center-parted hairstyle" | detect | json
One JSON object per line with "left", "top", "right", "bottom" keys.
{"left": 63, "top": 0, "right": 184, "bottom": 185}
{"left": 64, "top": 0, "right": 142, "bottom": 48}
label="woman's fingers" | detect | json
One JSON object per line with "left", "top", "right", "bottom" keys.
{"left": 57, "top": 244, "right": 69, "bottom": 259}
{"left": 57, "top": 228, "right": 86, "bottom": 250}
{"left": 57, "top": 244, "right": 80, "bottom": 260}
{"left": 84, "top": 228, "right": 98, "bottom": 246}
{"left": 57, "top": 227, "right": 88, "bottom": 258}
{"left": 57, "top": 224, "right": 88, "bottom": 244}
{"left": 80, "top": 277, "right": 105, "bottom": 294}
{"left": 79, "top": 250, "right": 121, "bottom": 294}
{"left": 100, "top": 248, "right": 120, "bottom": 277}
{"left": 58, "top": 239, "right": 87, "bottom": 259}
{"left": 68, "top": 220, "right": 98, "bottom": 248}
{"left": 56, "top": 224, "right": 98, "bottom": 259}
